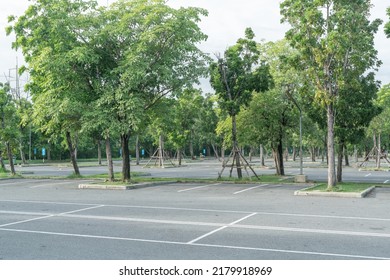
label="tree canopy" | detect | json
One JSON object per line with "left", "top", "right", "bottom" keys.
{"left": 280, "top": 0, "right": 382, "bottom": 189}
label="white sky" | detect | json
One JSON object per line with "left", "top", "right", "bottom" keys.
{"left": 1, "top": 0, "right": 389, "bottom": 94}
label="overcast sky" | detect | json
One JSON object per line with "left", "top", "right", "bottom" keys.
{"left": 1, "top": 0, "right": 389, "bottom": 93}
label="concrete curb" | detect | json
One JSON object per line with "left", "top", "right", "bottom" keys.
{"left": 294, "top": 186, "right": 377, "bottom": 198}
{"left": 78, "top": 181, "right": 177, "bottom": 190}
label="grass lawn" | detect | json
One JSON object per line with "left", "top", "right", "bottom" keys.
{"left": 305, "top": 182, "right": 383, "bottom": 193}
{"left": 81, "top": 173, "right": 292, "bottom": 185}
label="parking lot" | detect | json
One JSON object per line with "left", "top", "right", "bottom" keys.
{"left": 1, "top": 178, "right": 390, "bottom": 260}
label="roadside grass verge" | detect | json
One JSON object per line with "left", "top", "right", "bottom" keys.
{"left": 303, "top": 182, "right": 390, "bottom": 193}
{"left": 80, "top": 173, "right": 293, "bottom": 185}
{"left": 0, "top": 168, "right": 24, "bottom": 179}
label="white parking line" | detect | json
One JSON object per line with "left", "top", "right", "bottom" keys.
{"left": 384, "top": 180, "right": 389, "bottom": 184}
{"left": 233, "top": 184, "right": 269, "bottom": 195}
{"left": 365, "top": 173, "right": 372, "bottom": 177}
{"left": 0, "top": 205, "right": 105, "bottom": 228}
{"left": 29, "top": 181, "right": 81, "bottom": 189}
{"left": 0, "top": 227, "right": 387, "bottom": 260}
{"left": 177, "top": 183, "right": 221, "bottom": 192}
{"left": 0, "top": 180, "right": 43, "bottom": 186}
{"left": 2, "top": 198, "right": 390, "bottom": 222}
{"left": 2, "top": 209, "right": 390, "bottom": 239}
{"left": 187, "top": 213, "right": 257, "bottom": 244}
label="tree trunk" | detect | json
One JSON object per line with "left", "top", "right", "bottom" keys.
{"left": 158, "top": 134, "right": 164, "bottom": 167}
{"left": 211, "top": 143, "right": 220, "bottom": 161}
{"left": 189, "top": 130, "right": 194, "bottom": 159}
{"left": 337, "top": 141, "right": 343, "bottom": 183}
{"left": 177, "top": 148, "right": 182, "bottom": 166}
{"left": 231, "top": 115, "right": 242, "bottom": 178}
{"left": 19, "top": 141, "right": 26, "bottom": 165}
{"left": 121, "top": 133, "right": 131, "bottom": 182}
{"left": 327, "top": 104, "right": 336, "bottom": 189}
{"left": 0, "top": 151, "right": 6, "bottom": 171}
{"left": 65, "top": 131, "right": 80, "bottom": 176}
{"left": 292, "top": 147, "right": 297, "bottom": 161}
{"left": 272, "top": 139, "right": 285, "bottom": 176}
{"left": 344, "top": 144, "right": 349, "bottom": 167}
{"left": 309, "top": 147, "right": 316, "bottom": 162}
{"left": 278, "top": 138, "right": 285, "bottom": 176}
{"left": 272, "top": 148, "right": 281, "bottom": 176}
{"left": 284, "top": 147, "right": 289, "bottom": 162}
{"left": 260, "top": 144, "right": 265, "bottom": 166}
{"left": 47, "top": 146, "right": 51, "bottom": 161}
{"left": 377, "top": 133, "right": 381, "bottom": 169}
{"left": 6, "top": 142, "right": 16, "bottom": 175}
{"left": 135, "top": 135, "right": 140, "bottom": 166}
{"left": 97, "top": 139, "right": 102, "bottom": 165}
{"left": 354, "top": 146, "right": 358, "bottom": 163}
{"left": 105, "top": 137, "right": 114, "bottom": 182}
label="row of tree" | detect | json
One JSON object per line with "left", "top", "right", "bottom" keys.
{"left": 2, "top": 0, "right": 390, "bottom": 189}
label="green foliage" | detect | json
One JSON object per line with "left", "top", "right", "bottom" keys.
{"left": 335, "top": 74, "right": 380, "bottom": 144}
{"left": 210, "top": 28, "right": 272, "bottom": 117}
{"left": 368, "top": 83, "right": 390, "bottom": 136}
{"left": 194, "top": 94, "right": 220, "bottom": 147}
{"left": 8, "top": 0, "right": 209, "bottom": 180}
{"left": 281, "top": 0, "right": 382, "bottom": 187}
{"left": 0, "top": 83, "right": 20, "bottom": 144}
{"left": 237, "top": 89, "right": 297, "bottom": 148}
{"left": 167, "top": 89, "right": 204, "bottom": 150}
{"left": 386, "top": 7, "right": 390, "bottom": 37}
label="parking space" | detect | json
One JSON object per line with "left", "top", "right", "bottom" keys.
{"left": 1, "top": 179, "right": 390, "bottom": 260}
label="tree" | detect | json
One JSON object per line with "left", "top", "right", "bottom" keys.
{"left": 334, "top": 74, "right": 380, "bottom": 181}
{"left": 7, "top": 0, "right": 101, "bottom": 176}
{"left": 194, "top": 94, "right": 222, "bottom": 160}
{"left": 210, "top": 28, "right": 272, "bottom": 179}
{"left": 167, "top": 89, "right": 203, "bottom": 165}
{"left": 0, "top": 83, "right": 19, "bottom": 175}
{"left": 235, "top": 40, "right": 303, "bottom": 176}
{"left": 237, "top": 89, "right": 297, "bottom": 176}
{"left": 8, "top": 0, "right": 208, "bottom": 182}
{"left": 366, "top": 83, "right": 390, "bottom": 168}
{"left": 281, "top": 0, "right": 382, "bottom": 189}
{"left": 95, "top": 0, "right": 208, "bottom": 182}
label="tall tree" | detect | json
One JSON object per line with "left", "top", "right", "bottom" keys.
{"left": 194, "top": 94, "right": 221, "bottom": 160}
{"left": 96, "top": 0, "right": 208, "bottom": 181}
{"left": 366, "top": 83, "right": 390, "bottom": 168}
{"left": 168, "top": 89, "right": 203, "bottom": 165}
{"left": 7, "top": 0, "right": 100, "bottom": 176}
{"left": 237, "top": 89, "right": 297, "bottom": 176}
{"left": 210, "top": 28, "right": 272, "bottom": 178}
{"left": 334, "top": 74, "right": 380, "bottom": 181}
{"left": 0, "top": 83, "right": 19, "bottom": 175}
{"left": 281, "top": 0, "right": 382, "bottom": 189}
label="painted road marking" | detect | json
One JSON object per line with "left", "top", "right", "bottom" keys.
{"left": 233, "top": 184, "right": 269, "bottom": 195}
{"left": 177, "top": 183, "right": 221, "bottom": 193}
{"left": 0, "top": 227, "right": 388, "bottom": 260}
{"left": 187, "top": 213, "right": 257, "bottom": 244}
{"left": 0, "top": 205, "right": 104, "bottom": 228}
{"left": 0, "top": 180, "right": 43, "bottom": 186}
{"left": 3, "top": 209, "right": 390, "bottom": 239}
{"left": 29, "top": 181, "right": 83, "bottom": 189}
{"left": 365, "top": 173, "right": 372, "bottom": 177}
{"left": 2, "top": 199, "right": 390, "bottom": 222}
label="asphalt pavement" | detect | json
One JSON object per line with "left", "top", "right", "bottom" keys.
{"left": 0, "top": 177, "right": 390, "bottom": 260}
